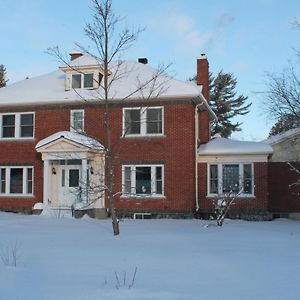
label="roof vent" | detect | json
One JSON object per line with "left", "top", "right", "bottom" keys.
{"left": 138, "top": 58, "right": 148, "bottom": 64}
{"left": 69, "top": 51, "right": 83, "bottom": 61}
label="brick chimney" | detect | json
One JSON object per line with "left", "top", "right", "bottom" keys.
{"left": 197, "top": 54, "right": 210, "bottom": 143}
{"left": 196, "top": 54, "right": 209, "bottom": 100}
{"left": 69, "top": 51, "right": 83, "bottom": 61}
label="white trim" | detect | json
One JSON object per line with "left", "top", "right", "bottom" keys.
{"left": 198, "top": 154, "right": 268, "bottom": 163}
{"left": 0, "top": 166, "right": 34, "bottom": 197}
{"left": 207, "top": 163, "right": 254, "bottom": 197}
{"left": 122, "top": 164, "right": 164, "bottom": 197}
{"left": 70, "top": 109, "right": 84, "bottom": 133}
{"left": 122, "top": 106, "right": 164, "bottom": 137}
{"left": 0, "top": 112, "right": 35, "bottom": 140}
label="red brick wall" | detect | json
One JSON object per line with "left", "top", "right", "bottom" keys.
{"left": 198, "top": 162, "right": 269, "bottom": 211}
{"left": 0, "top": 102, "right": 197, "bottom": 212}
{"left": 268, "top": 162, "right": 300, "bottom": 212}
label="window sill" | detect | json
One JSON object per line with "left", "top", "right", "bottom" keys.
{"left": 120, "top": 194, "right": 166, "bottom": 200}
{"left": 0, "top": 137, "right": 34, "bottom": 141}
{"left": 0, "top": 194, "right": 34, "bottom": 198}
{"left": 121, "top": 134, "right": 166, "bottom": 139}
{"left": 206, "top": 194, "right": 255, "bottom": 199}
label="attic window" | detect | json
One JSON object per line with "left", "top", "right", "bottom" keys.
{"left": 71, "top": 73, "right": 94, "bottom": 89}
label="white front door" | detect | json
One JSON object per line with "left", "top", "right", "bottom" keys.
{"left": 59, "top": 166, "right": 82, "bottom": 207}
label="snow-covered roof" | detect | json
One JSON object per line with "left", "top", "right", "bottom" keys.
{"left": 0, "top": 55, "right": 208, "bottom": 109}
{"left": 198, "top": 137, "right": 273, "bottom": 155}
{"left": 35, "top": 131, "right": 105, "bottom": 151}
{"left": 66, "top": 55, "right": 101, "bottom": 68}
{"left": 266, "top": 127, "right": 300, "bottom": 145}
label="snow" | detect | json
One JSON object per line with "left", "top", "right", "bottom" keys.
{"left": 0, "top": 212, "right": 299, "bottom": 300}
{"left": 266, "top": 127, "right": 300, "bottom": 145}
{"left": 35, "top": 131, "right": 105, "bottom": 151}
{"left": 0, "top": 56, "right": 203, "bottom": 106}
{"left": 198, "top": 137, "right": 273, "bottom": 155}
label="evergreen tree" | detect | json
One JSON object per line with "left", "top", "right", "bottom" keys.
{"left": 209, "top": 71, "right": 251, "bottom": 138}
{"left": 269, "top": 113, "right": 300, "bottom": 136}
{"left": 189, "top": 70, "right": 251, "bottom": 138}
{"left": 0, "top": 65, "right": 8, "bottom": 88}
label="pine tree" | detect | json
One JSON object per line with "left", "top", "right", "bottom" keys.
{"left": 269, "top": 113, "right": 300, "bottom": 136}
{"left": 0, "top": 65, "right": 8, "bottom": 88}
{"left": 210, "top": 71, "right": 251, "bottom": 138}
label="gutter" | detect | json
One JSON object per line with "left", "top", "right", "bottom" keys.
{"left": 195, "top": 103, "right": 204, "bottom": 211}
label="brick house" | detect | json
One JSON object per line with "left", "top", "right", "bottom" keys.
{"left": 0, "top": 53, "right": 273, "bottom": 218}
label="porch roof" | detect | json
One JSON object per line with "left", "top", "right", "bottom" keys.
{"left": 35, "top": 131, "right": 105, "bottom": 152}
{"left": 198, "top": 137, "right": 273, "bottom": 156}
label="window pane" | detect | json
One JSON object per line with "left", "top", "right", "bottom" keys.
{"left": 27, "top": 168, "right": 33, "bottom": 194}
{"left": 222, "top": 164, "right": 239, "bottom": 193}
{"left": 243, "top": 164, "right": 252, "bottom": 194}
{"left": 136, "top": 167, "right": 151, "bottom": 194}
{"left": 155, "top": 166, "right": 163, "bottom": 194}
{"left": 1, "top": 168, "right": 5, "bottom": 193}
{"left": 146, "top": 108, "right": 162, "bottom": 134}
{"left": 10, "top": 168, "right": 23, "bottom": 194}
{"left": 210, "top": 165, "right": 218, "bottom": 194}
{"left": 84, "top": 73, "right": 93, "bottom": 88}
{"left": 72, "top": 74, "right": 81, "bottom": 88}
{"left": 125, "top": 109, "right": 140, "bottom": 134}
{"left": 124, "top": 167, "right": 131, "bottom": 194}
{"left": 69, "top": 169, "right": 79, "bottom": 187}
{"left": 2, "top": 115, "right": 15, "bottom": 138}
{"left": 72, "top": 111, "right": 84, "bottom": 132}
{"left": 20, "top": 114, "right": 34, "bottom": 137}
{"left": 61, "top": 169, "right": 65, "bottom": 187}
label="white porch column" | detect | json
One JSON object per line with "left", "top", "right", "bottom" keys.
{"left": 81, "top": 159, "right": 88, "bottom": 203}
{"left": 43, "top": 159, "right": 50, "bottom": 208}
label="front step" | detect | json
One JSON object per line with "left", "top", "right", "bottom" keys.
{"left": 45, "top": 207, "right": 74, "bottom": 219}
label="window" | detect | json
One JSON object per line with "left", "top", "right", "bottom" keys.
{"left": 122, "top": 165, "right": 164, "bottom": 196}
{"left": 123, "top": 107, "right": 163, "bottom": 136}
{"left": 0, "top": 168, "right": 5, "bottom": 193}
{"left": 84, "top": 73, "right": 93, "bottom": 88}
{"left": 20, "top": 114, "right": 34, "bottom": 137}
{"left": 71, "top": 73, "right": 94, "bottom": 89}
{"left": 1, "top": 113, "right": 34, "bottom": 139}
{"left": 0, "top": 166, "right": 33, "bottom": 196}
{"left": 70, "top": 110, "right": 84, "bottom": 132}
{"left": 208, "top": 163, "right": 253, "bottom": 196}
{"left": 72, "top": 74, "right": 81, "bottom": 88}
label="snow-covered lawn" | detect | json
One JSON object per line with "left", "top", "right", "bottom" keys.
{"left": 0, "top": 213, "right": 299, "bottom": 300}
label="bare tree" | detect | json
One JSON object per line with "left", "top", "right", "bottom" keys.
{"left": 213, "top": 189, "right": 243, "bottom": 226}
{"left": 264, "top": 18, "right": 300, "bottom": 134}
{"left": 48, "top": 0, "right": 169, "bottom": 235}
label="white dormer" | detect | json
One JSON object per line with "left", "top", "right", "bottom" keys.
{"left": 59, "top": 53, "right": 105, "bottom": 91}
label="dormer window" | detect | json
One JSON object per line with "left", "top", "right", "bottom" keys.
{"left": 71, "top": 73, "right": 94, "bottom": 89}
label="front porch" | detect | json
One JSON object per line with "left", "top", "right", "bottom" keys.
{"left": 35, "top": 131, "right": 106, "bottom": 215}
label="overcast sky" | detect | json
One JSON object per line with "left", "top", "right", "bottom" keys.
{"left": 1, "top": 0, "right": 300, "bottom": 140}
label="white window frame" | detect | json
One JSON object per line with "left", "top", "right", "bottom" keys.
{"left": 122, "top": 164, "right": 164, "bottom": 197}
{"left": 122, "top": 107, "right": 164, "bottom": 137}
{"left": 0, "top": 112, "right": 35, "bottom": 139}
{"left": 71, "top": 73, "right": 94, "bottom": 89}
{"left": 0, "top": 166, "right": 34, "bottom": 197}
{"left": 207, "top": 163, "right": 254, "bottom": 197}
{"left": 70, "top": 109, "right": 84, "bottom": 132}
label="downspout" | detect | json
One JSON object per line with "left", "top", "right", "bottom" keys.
{"left": 195, "top": 102, "right": 204, "bottom": 211}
